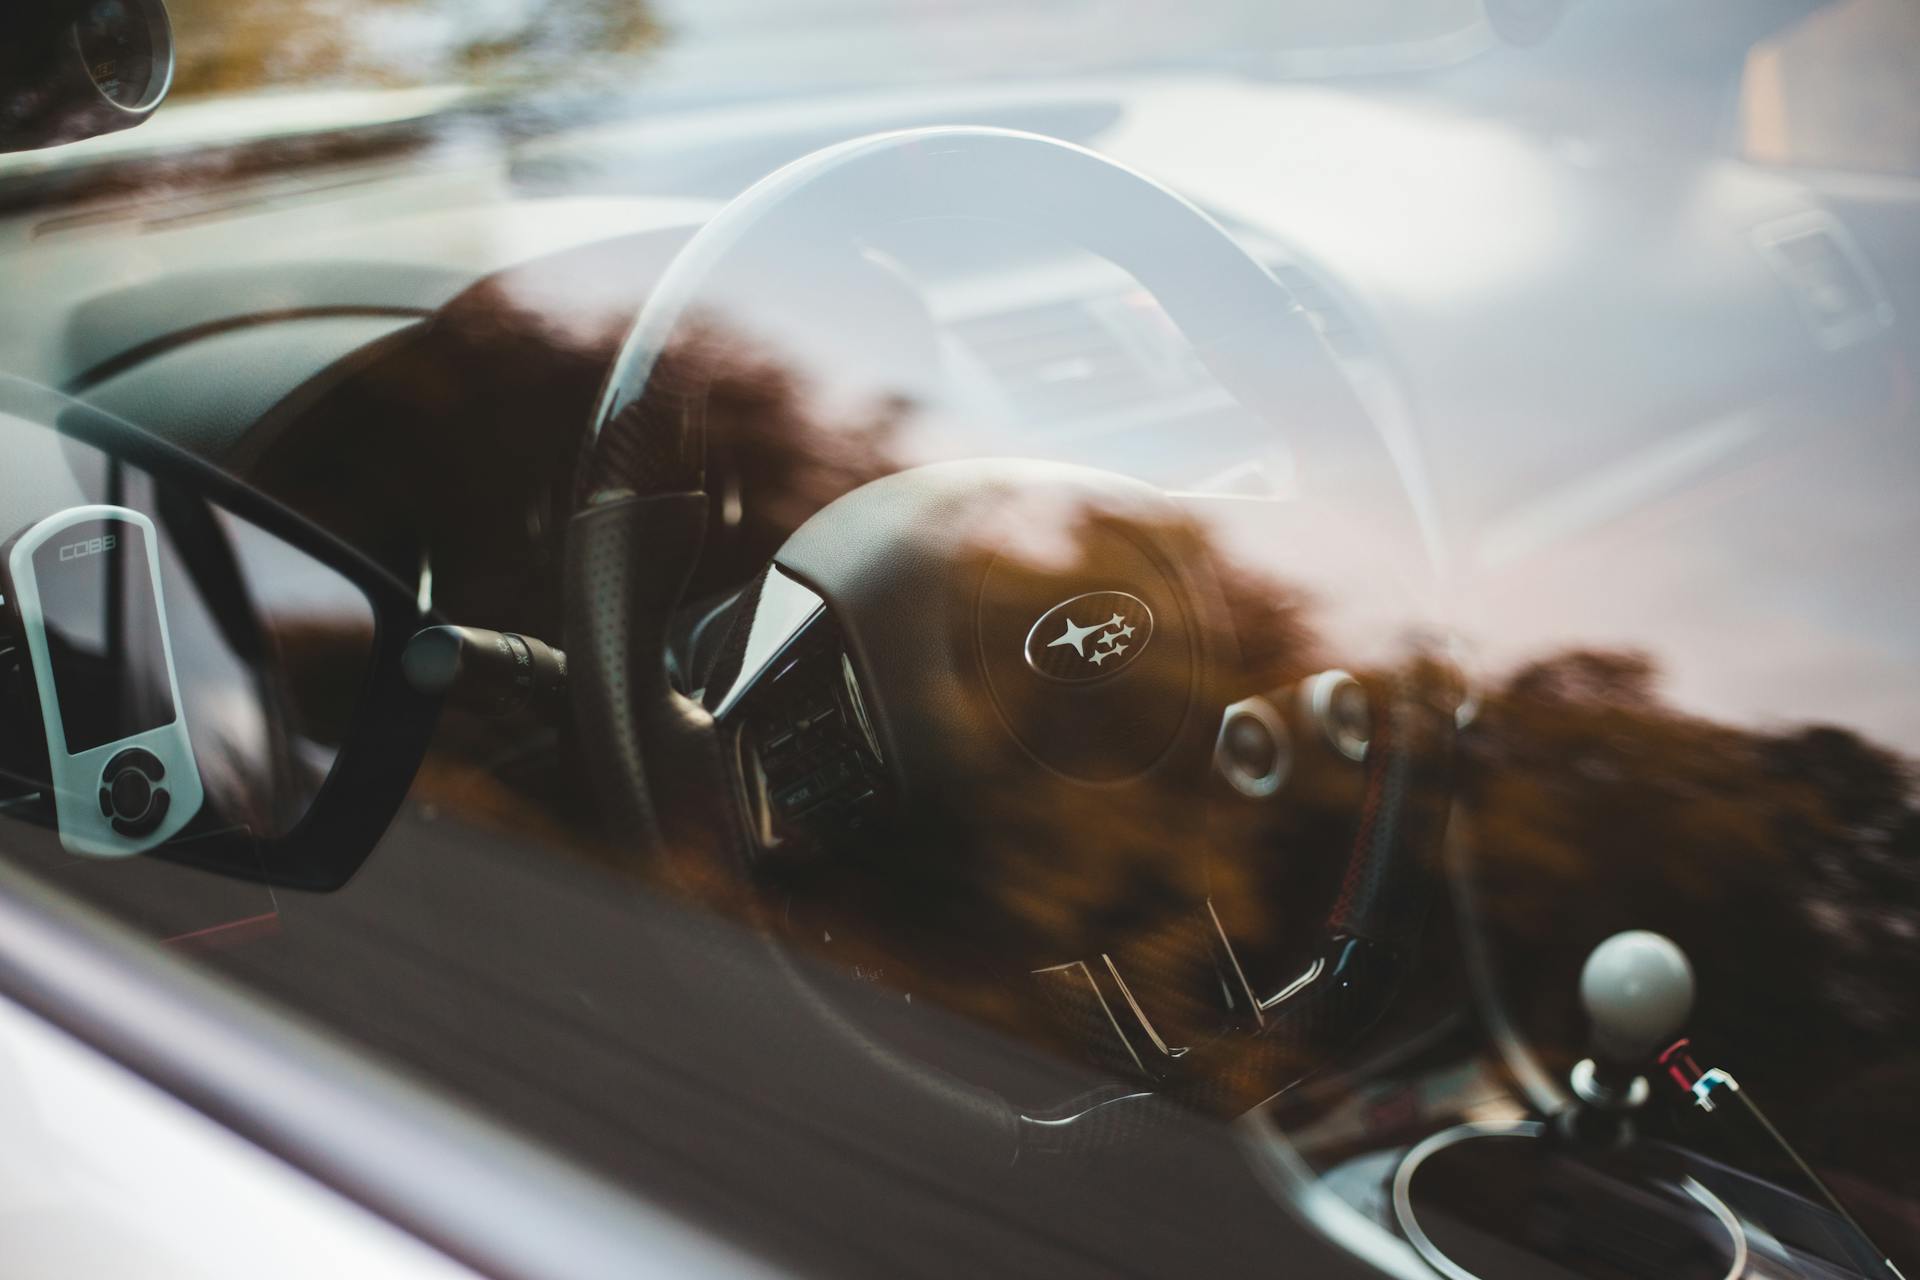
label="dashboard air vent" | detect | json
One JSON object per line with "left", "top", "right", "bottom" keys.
{"left": 1269, "top": 261, "right": 1370, "bottom": 362}
{"left": 1754, "top": 210, "right": 1894, "bottom": 351}
{"left": 951, "top": 295, "right": 1206, "bottom": 426}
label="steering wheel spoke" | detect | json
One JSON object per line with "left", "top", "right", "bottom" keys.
{"left": 710, "top": 575, "right": 890, "bottom": 861}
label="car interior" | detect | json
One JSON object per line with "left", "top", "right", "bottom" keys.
{"left": 1, "top": 1, "right": 1917, "bottom": 1276}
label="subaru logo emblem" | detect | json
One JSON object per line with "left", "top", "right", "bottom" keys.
{"left": 1023, "top": 591, "right": 1154, "bottom": 682}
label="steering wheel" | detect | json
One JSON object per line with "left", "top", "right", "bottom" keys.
{"left": 565, "top": 128, "right": 1449, "bottom": 1161}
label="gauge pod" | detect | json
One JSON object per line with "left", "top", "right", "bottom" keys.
{"left": 1, "top": 0, "right": 174, "bottom": 154}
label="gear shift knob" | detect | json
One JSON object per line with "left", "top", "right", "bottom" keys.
{"left": 1581, "top": 930, "right": 1694, "bottom": 1065}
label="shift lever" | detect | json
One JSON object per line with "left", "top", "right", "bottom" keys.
{"left": 1392, "top": 930, "right": 1748, "bottom": 1278}
{"left": 1564, "top": 930, "right": 1694, "bottom": 1146}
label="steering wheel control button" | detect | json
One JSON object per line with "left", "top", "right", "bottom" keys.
{"left": 1215, "top": 696, "right": 1290, "bottom": 799}
{"left": 1022, "top": 591, "right": 1154, "bottom": 682}
{"left": 773, "top": 754, "right": 862, "bottom": 819}
{"left": 731, "top": 619, "right": 887, "bottom": 855}
{"left": 98, "top": 786, "right": 114, "bottom": 817}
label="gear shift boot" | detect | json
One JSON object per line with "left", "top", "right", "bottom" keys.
{"left": 1391, "top": 1121, "right": 1746, "bottom": 1280}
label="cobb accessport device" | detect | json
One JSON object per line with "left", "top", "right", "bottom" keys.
{"left": 3, "top": 505, "right": 202, "bottom": 856}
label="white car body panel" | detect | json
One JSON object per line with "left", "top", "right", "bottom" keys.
{"left": 0, "top": 992, "right": 481, "bottom": 1280}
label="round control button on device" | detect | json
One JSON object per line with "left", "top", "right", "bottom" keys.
{"left": 109, "top": 767, "right": 152, "bottom": 820}
{"left": 111, "top": 785, "right": 169, "bottom": 838}
{"left": 104, "top": 746, "right": 165, "bottom": 783}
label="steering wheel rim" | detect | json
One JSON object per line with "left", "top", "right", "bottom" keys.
{"left": 575, "top": 127, "right": 1407, "bottom": 508}
{"left": 564, "top": 127, "right": 1448, "bottom": 1164}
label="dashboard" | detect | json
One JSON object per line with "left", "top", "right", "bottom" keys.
{"left": 3, "top": 75, "right": 1902, "bottom": 532}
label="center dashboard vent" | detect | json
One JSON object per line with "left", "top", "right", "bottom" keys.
{"left": 948, "top": 293, "right": 1207, "bottom": 426}
{"left": 948, "top": 257, "right": 1376, "bottom": 430}
{"left": 1267, "top": 261, "right": 1370, "bottom": 362}
{"left": 937, "top": 243, "right": 1397, "bottom": 497}
{"left": 1754, "top": 210, "right": 1895, "bottom": 351}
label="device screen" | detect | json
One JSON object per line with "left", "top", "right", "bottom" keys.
{"left": 32, "top": 518, "right": 176, "bottom": 754}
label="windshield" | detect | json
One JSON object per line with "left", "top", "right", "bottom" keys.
{"left": 160, "top": 0, "right": 1488, "bottom": 94}
{"left": 13, "top": 0, "right": 1916, "bottom": 188}
{"left": 0, "top": 0, "right": 1498, "bottom": 187}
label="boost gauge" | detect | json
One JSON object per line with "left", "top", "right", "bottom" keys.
{"left": 0, "top": 0, "right": 175, "bottom": 153}
{"left": 73, "top": 0, "right": 175, "bottom": 114}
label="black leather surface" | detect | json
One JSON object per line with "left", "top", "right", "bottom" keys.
{"left": 566, "top": 493, "right": 1026, "bottom": 1164}
{"left": 773, "top": 458, "right": 1223, "bottom": 797}
{"left": 1329, "top": 698, "right": 1450, "bottom": 949}
{"left": 565, "top": 493, "right": 733, "bottom": 870}
{"left": 80, "top": 314, "right": 423, "bottom": 460}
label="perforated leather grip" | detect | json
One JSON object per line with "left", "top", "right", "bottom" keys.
{"left": 566, "top": 493, "right": 745, "bottom": 872}
{"left": 1328, "top": 697, "right": 1451, "bottom": 948}
{"left": 565, "top": 494, "right": 1023, "bottom": 1160}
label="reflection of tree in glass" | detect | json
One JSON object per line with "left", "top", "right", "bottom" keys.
{"left": 619, "top": 322, "right": 1920, "bottom": 1195}
{"left": 392, "top": 308, "right": 1916, "bottom": 1223}
{"left": 1465, "top": 647, "right": 1920, "bottom": 1225}
{"left": 163, "top": 0, "right": 662, "bottom": 98}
